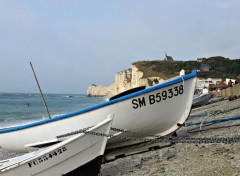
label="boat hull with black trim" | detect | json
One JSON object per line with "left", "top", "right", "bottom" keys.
{"left": 0, "top": 116, "right": 113, "bottom": 176}
{"left": 0, "top": 70, "right": 197, "bottom": 152}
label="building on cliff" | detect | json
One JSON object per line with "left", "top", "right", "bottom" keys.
{"left": 163, "top": 52, "right": 174, "bottom": 61}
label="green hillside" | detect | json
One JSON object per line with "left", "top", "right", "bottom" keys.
{"left": 133, "top": 56, "right": 240, "bottom": 79}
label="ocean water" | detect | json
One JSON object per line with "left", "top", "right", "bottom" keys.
{"left": 0, "top": 93, "right": 105, "bottom": 128}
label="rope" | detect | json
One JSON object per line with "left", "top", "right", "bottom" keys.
{"left": 186, "top": 114, "right": 240, "bottom": 127}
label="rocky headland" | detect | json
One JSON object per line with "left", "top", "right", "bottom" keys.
{"left": 87, "top": 64, "right": 165, "bottom": 98}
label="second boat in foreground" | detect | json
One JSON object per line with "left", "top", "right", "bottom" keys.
{"left": 0, "top": 115, "right": 113, "bottom": 176}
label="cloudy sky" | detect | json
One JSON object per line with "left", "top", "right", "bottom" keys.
{"left": 0, "top": 0, "right": 239, "bottom": 94}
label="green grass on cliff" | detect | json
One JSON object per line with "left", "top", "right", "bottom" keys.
{"left": 133, "top": 60, "right": 200, "bottom": 79}
{"left": 133, "top": 56, "right": 240, "bottom": 79}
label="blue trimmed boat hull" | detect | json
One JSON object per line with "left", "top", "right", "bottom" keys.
{"left": 0, "top": 70, "right": 197, "bottom": 152}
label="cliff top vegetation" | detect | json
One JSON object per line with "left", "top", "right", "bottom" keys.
{"left": 133, "top": 56, "right": 240, "bottom": 79}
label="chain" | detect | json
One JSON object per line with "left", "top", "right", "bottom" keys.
{"left": 57, "top": 128, "right": 153, "bottom": 142}
{"left": 56, "top": 126, "right": 240, "bottom": 144}
{"left": 164, "top": 136, "right": 240, "bottom": 144}
{"left": 56, "top": 126, "right": 93, "bottom": 139}
{"left": 110, "top": 127, "right": 162, "bottom": 138}
{"left": 83, "top": 130, "right": 240, "bottom": 144}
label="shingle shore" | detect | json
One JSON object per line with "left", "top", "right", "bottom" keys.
{"left": 101, "top": 98, "right": 240, "bottom": 176}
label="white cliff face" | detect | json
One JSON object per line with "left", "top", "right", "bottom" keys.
{"left": 87, "top": 64, "right": 165, "bottom": 97}
{"left": 131, "top": 65, "right": 144, "bottom": 87}
{"left": 86, "top": 85, "right": 109, "bottom": 97}
{"left": 113, "top": 68, "right": 132, "bottom": 95}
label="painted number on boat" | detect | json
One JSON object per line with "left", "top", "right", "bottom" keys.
{"left": 132, "top": 85, "right": 184, "bottom": 109}
{"left": 28, "top": 146, "right": 67, "bottom": 168}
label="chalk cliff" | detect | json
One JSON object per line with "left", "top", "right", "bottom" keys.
{"left": 87, "top": 64, "right": 165, "bottom": 98}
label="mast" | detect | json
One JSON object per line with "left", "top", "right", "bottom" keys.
{"left": 29, "top": 62, "right": 51, "bottom": 118}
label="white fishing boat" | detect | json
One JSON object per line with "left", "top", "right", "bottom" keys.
{"left": 0, "top": 116, "right": 113, "bottom": 176}
{"left": 192, "top": 90, "right": 212, "bottom": 107}
{"left": 0, "top": 70, "right": 197, "bottom": 152}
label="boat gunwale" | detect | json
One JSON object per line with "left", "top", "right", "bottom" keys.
{"left": 0, "top": 70, "right": 197, "bottom": 134}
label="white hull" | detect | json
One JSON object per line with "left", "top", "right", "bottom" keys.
{"left": 0, "top": 70, "right": 197, "bottom": 152}
{"left": 192, "top": 92, "right": 212, "bottom": 107}
{"left": 0, "top": 116, "right": 113, "bottom": 176}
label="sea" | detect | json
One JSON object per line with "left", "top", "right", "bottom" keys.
{"left": 0, "top": 93, "right": 106, "bottom": 128}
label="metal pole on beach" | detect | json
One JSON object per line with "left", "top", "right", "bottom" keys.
{"left": 29, "top": 62, "right": 51, "bottom": 119}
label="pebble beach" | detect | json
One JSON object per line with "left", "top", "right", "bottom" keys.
{"left": 100, "top": 97, "right": 240, "bottom": 176}
{"left": 1, "top": 97, "right": 240, "bottom": 176}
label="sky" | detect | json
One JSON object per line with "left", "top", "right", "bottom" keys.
{"left": 0, "top": 0, "right": 240, "bottom": 94}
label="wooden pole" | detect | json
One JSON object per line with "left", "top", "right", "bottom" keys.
{"left": 29, "top": 62, "right": 51, "bottom": 118}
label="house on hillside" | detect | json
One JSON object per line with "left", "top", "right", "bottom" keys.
{"left": 200, "top": 63, "right": 210, "bottom": 72}
{"left": 197, "top": 58, "right": 206, "bottom": 63}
